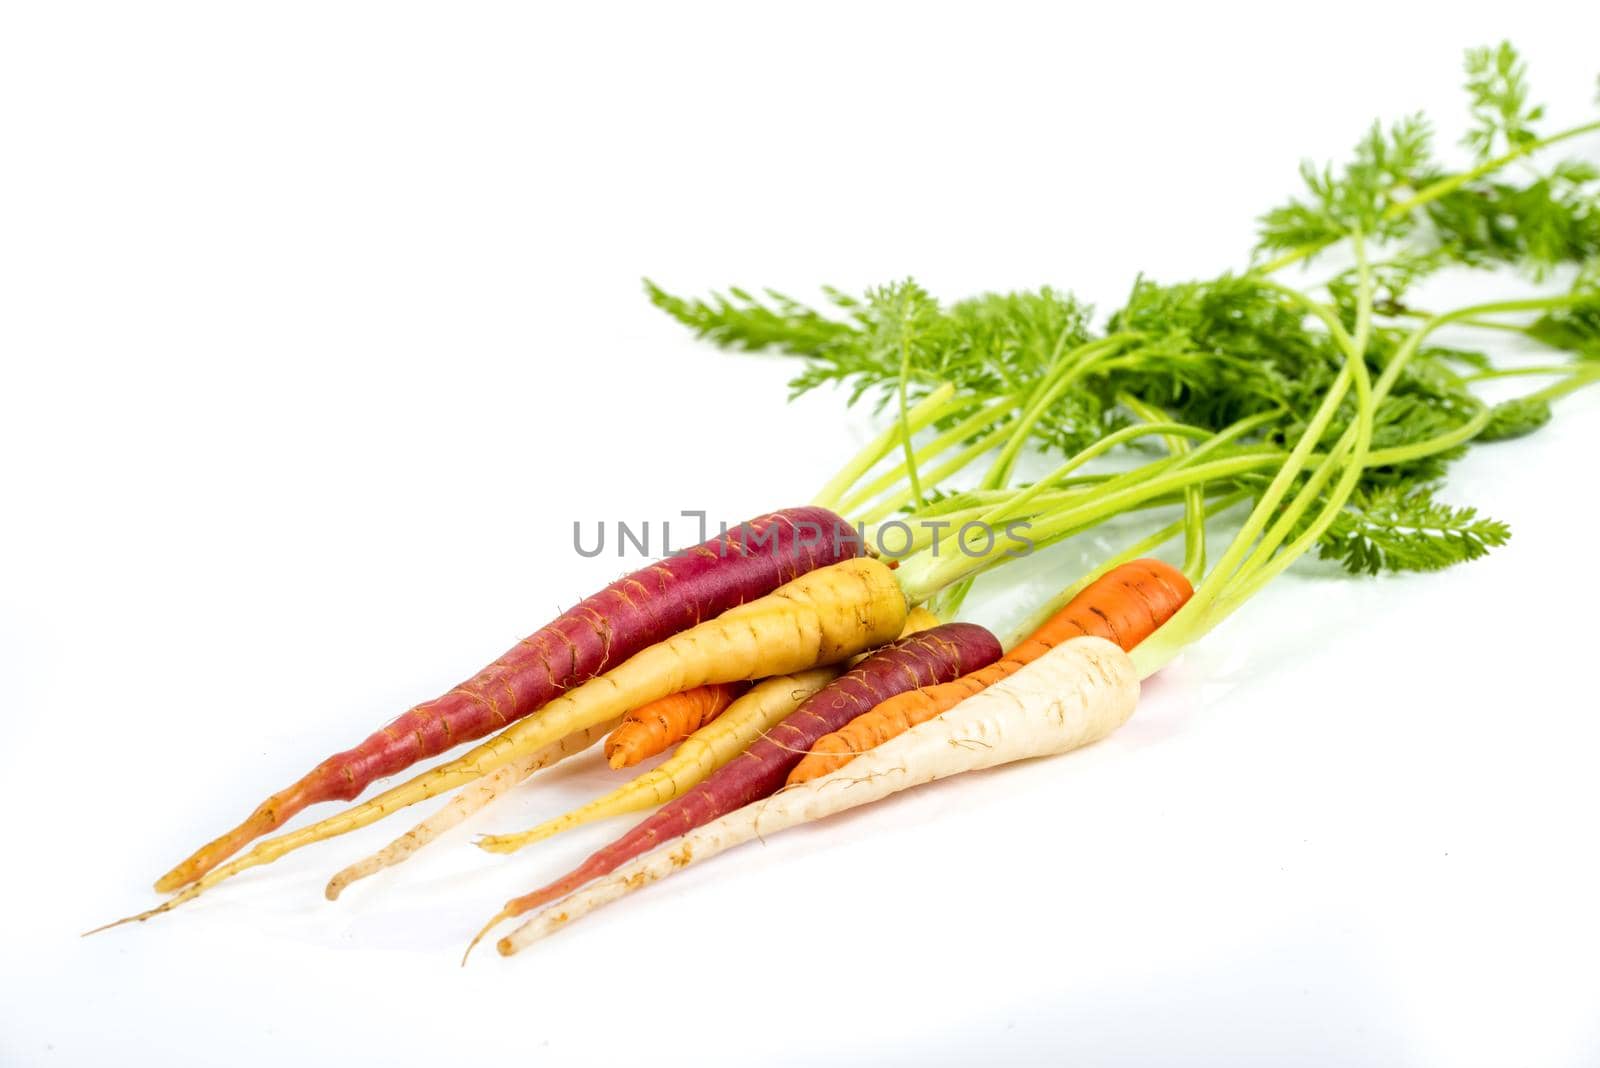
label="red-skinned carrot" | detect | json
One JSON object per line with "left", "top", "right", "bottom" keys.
{"left": 157, "top": 506, "right": 859, "bottom": 891}
{"left": 788, "top": 558, "right": 1190, "bottom": 784}
{"left": 465, "top": 620, "right": 1002, "bottom": 956}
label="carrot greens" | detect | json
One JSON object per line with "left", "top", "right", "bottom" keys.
{"left": 652, "top": 43, "right": 1599, "bottom": 595}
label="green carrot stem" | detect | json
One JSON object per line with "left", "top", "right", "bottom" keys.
{"left": 971, "top": 421, "right": 1212, "bottom": 529}
{"left": 1232, "top": 234, "right": 1377, "bottom": 582}
{"left": 857, "top": 426, "right": 1015, "bottom": 524}
{"left": 895, "top": 321, "right": 927, "bottom": 508}
{"left": 811, "top": 384, "right": 961, "bottom": 510}
{"left": 1119, "top": 393, "right": 1208, "bottom": 581}
{"left": 835, "top": 393, "right": 1022, "bottom": 518}
{"left": 895, "top": 451, "right": 1282, "bottom": 603}
{"left": 1225, "top": 234, "right": 1379, "bottom": 603}
{"left": 1255, "top": 119, "right": 1600, "bottom": 275}
{"left": 1524, "top": 364, "right": 1600, "bottom": 403}
{"left": 979, "top": 334, "right": 1138, "bottom": 490}
{"left": 1463, "top": 364, "right": 1583, "bottom": 382}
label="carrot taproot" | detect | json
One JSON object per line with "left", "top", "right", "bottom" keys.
{"left": 99, "top": 556, "right": 910, "bottom": 931}
{"left": 604, "top": 684, "right": 746, "bottom": 769}
{"left": 156, "top": 506, "right": 860, "bottom": 893}
{"left": 474, "top": 606, "right": 943, "bottom": 856}
{"left": 787, "top": 558, "right": 1189, "bottom": 785}
{"left": 495, "top": 635, "right": 1138, "bottom": 954}
{"left": 465, "top": 621, "right": 1001, "bottom": 954}
{"left": 323, "top": 716, "right": 621, "bottom": 900}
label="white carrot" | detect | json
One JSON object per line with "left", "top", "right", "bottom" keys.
{"left": 494, "top": 635, "right": 1138, "bottom": 955}
{"left": 323, "top": 717, "right": 622, "bottom": 900}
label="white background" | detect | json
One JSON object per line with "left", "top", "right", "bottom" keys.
{"left": 4, "top": 3, "right": 1599, "bottom": 1065}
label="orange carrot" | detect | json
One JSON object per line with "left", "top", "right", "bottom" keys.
{"left": 604, "top": 683, "right": 746, "bottom": 769}
{"left": 786, "top": 558, "right": 1190, "bottom": 785}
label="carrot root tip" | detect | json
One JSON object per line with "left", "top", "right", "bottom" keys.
{"left": 462, "top": 909, "right": 510, "bottom": 966}
{"left": 82, "top": 916, "right": 136, "bottom": 938}
{"left": 83, "top": 901, "right": 164, "bottom": 937}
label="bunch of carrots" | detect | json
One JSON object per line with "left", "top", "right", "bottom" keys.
{"left": 95, "top": 42, "right": 1600, "bottom": 959}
